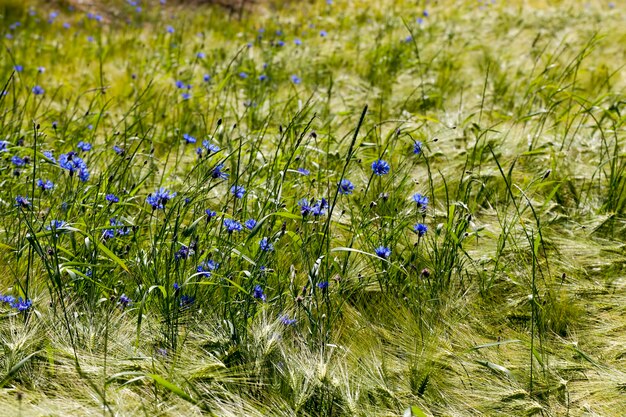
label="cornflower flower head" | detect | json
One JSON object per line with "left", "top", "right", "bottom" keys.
{"left": 414, "top": 223, "right": 428, "bottom": 237}
{"left": 37, "top": 179, "right": 54, "bottom": 191}
{"left": 259, "top": 237, "right": 274, "bottom": 252}
{"left": 146, "top": 188, "right": 176, "bottom": 210}
{"left": 371, "top": 159, "right": 390, "bottom": 176}
{"left": 375, "top": 246, "right": 391, "bottom": 259}
{"left": 253, "top": 285, "right": 266, "bottom": 301}
{"left": 338, "top": 179, "right": 354, "bottom": 195}
{"left": 223, "top": 218, "right": 243, "bottom": 233}
{"left": 230, "top": 185, "right": 245, "bottom": 199}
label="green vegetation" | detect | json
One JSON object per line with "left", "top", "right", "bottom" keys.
{"left": 0, "top": 0, "right": 625, "bottom": 415}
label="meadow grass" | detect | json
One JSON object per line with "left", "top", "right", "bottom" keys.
{"left": 0, "top": 0, "right": 625, "bottom": 415}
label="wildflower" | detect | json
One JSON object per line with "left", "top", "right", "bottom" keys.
{"left": 32, "top": 85, "right": 44, "bottom": 95}
{"left": 110, "top": 217, "right": 129, "bottom": 236}
{"left": 166, "top": 25, "right": 174, "bottom": 33}
{"left": 317, "top": 281, "right": 329, "bottom": 290}
{"left": 11, "top": 297, "right": 32, "bottom": 312}
{"left": 113, "top": 145, "right": 124, "bottom": 155}
{"left": 118, "top": 294, "right": 131, "bottom": 308}
{"left": 38, "top": 66, "right": 45, "bottom": 73}
{"left": 197, "top": 259, "right": 218, "bottom": 277}
{"left": 211, "top": 164, "right": 229, "bottom": 180}
{"left": 102, "top": 229, "right": 115, "bottom": 239}
{"left": 245, "top": 219, "right": 257, "bottom": 230}
{"left": 413, "top": 141, "right": 422, "bottom": 155}
{"left": 183, "top": 133, "right": 196, "bottom": 144}
{"left": 0, "top": 141, "right": 8, "bottom": 152}
{"left": 414, "top": 223, "right": 428, "bottom": 237}
{"left": 37, "top": 179, "right": 54, "bottom": 191}
{"left": 11, "top": 156, "right": 26, "bottom": 166}
{"left": 175, "top": 80, "right": 185, "bottom": 89}
{"left": 239, "top": 72, "right": 248, "bottom": 79}
{"left": 201, "top": 139, "right": 220, "bottom": 153}
{"left": 175, "top": 245, "right": 192, "bottom": 261}
{"left": 338, "top": 179, "right": 354, "bottom": 195}
{"left": 276, "top": 40, "right": 285, "bottom": 47}
{"left": 253, "top": 285, "right": 266, "bottom": 301}
{"left": 14, "top": 65, "right": 23, "bottom": 72}
{"left": 290, "top": 75, "right": 301, "bottom": 84}
{"left": 105, "top": 193, "right": 119, "bottom": 203}
{"left": 223, "top": 218, "right": 243, "bottom": 233}
{"left": 77, "top": 141, "right": 92, "bottom": 151}
{"left": 59, "top": 152, "right": 89, "bottom": 181}
{"left": 205, "top": 209, "right": 217, "bottom": 219}
{"left": 181, "top": 92, "right": 191, "bottom": 100}
{"left": 371, "top": 159, "right": 390, "bottom": 176}
{"left": 297, "top": 167, "right": 310, "bottom": 176}
{"left": 230, "top": 185, "right": 245, "bottom": 199}
{"left": 298, "top": 198, "right": 312, "bottom": 216}
{"left": 280, "top": 314, "right": 296, "bottom": 325}
{"left": 203, "top": 74, "right": 211, "bottom": 82}
{"left": 311, "top": 198, "right": 329, "bottom": 217}
{"left": 412, "top": 193, "right": 429, "bottom": 210}
{"left": 15, "top": 196, "right": 30, "bottom": 207}
{"left": 259, "top": 237, "right": 274, "bottom": 252}
{"left": 63, "top": 22, "right": 70, "bottom": 29}
{"left": 375, "top": 246, "right": 391, "bottom": 259}
{"left": 294, "top": 38, "right": 302, "bottom": 46}
{"left": 180, "top": 295, "right": 195, "bottom": 307}
{"left": 320, "top": 30, "right": 327, "bottom": 37}
{"left": 146, "top": 188, "right": 176, "bottom": 210}
{"left": 1, "top": 294, "right": 16, "bottom": 304}
{"left": 43, "top": 150, "right": 56, "bottom": 163}
{"left": 259, "top": 74, "right": 268, "bottom": 81}
{"left": 46, "top": 220, "right": 67, "bottom": 231}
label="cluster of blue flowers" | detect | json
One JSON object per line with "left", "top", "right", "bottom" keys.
{"left": 0, "top": 293, "right": 32, "bottom": 312}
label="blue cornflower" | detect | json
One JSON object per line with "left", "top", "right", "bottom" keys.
{"left": 290, "top": 75, "right": 301, "bottom": 84}
{"left": 197, "top": 259, "right": 218, "bottom": 277}
{"left": 179, "top": 295, "right": 195, "bottom": 307}
{"left": 245, "top": 219, "right": 257, "bottom": 230}
{"left": 118, "top": 294, "right": 131, "bottom": 308}
{"left": 181, "top": 92, "right": 191, "bottom": 100}
{"left": 1, "top": 294, "right": 16, "bottom": 304}
{"left": 413, "top": 141, "right": 422, "bottom": 155}
{"left": 166, "top": 25, "right": 174, "bottom": 33}
{"left": 174, "top": 283, "right": 181, "bottom": 292}
{"left": 205, "top": 209, "right": 217, "bottom": 219}
{"left": 15, "top": 196, "right": 30, "bottom": 207}
{"left": 102, "top": 229, "right": 115, "bottom": 239}
{"left": 239, "top": 72, "right": 248, "bottom": 79}
{"left": 105, "top": 193, "right": 119, "bottom": 203}
{"left": 259, "top": 74, "right": 268, "bottom": 82}
{"left": 311, "top": 198, "right": 329, "bottom": 217}
{"left": 32, "top": 85, "right": 44, "bottom": 95}
{"left": 146, "top": 188, "right": 176, "bottom": 210}
{"left": 11, "top": 155, "right": 26, "bottom": 166}
{"left": 175, "top": 80, "right": 185, "bottom": 89}
{"left": 113, "top": 145, "right": 124, "bottom": 155}
{"left": 298, "top": 198, "right": 312, "bottom": 216}
{"left": 317, "top": 281, "right": 329, "bottom": 290}
{"left": 46, "top": 220, "right": 68, "bottom": 231}
{"left": 14, "top": 65, "right": 23, "bottom": 72}
{"left": 37, "top": 179, "right": 54, "bottom": 191}
{"left": 230, "top": 185, "right": 245, "bottom": 199}
{"left": 294, "top": 38, "right": 302, "bottom": 46}
{"left": 280, "top": 314, "right": 296, "bottom": 326}
{"left": 196, "top": 51, "right": 205, "bottom": 59}
{"left": 59, "top": 152, "right": 89, "bottom": 181}
{"left": 183, "top": 133, "right": 196, "bottom": 144}
{"left": 414, "top": 223, "right": 428, "bottom": 237}
{"left": 412, "top": 193, "right": 429, "bottom": 210}
{"left": 0, "top": 141, "right": 8, "bottom": 152}
{"left": 339, "top": 179, "right": 355, "bottom": 195}
{"left": 77, "top": 141, "right": 92, "bottom": 151}
{"left": 43, "top": 150, "right": 56, "bottom": 163}
{"left": 63, "top": 22, "right": 70, "bottom": 29}
{"left": 320, "top": 30, "right": 327, "bottom": 37}
{"left": 11, "top": 297, "right": 32, "bottom": 312}
{"left": 203, "top": 74, "right": 211, "bottom": 82}
{"left": 276, "top": 40, "right": 285, "bottom": 47}
{"left": 297, "top": 167, "right": 310, "bottom": 176}
{"left": 174, "top": 245, "right": 192, "bottom": 261}
{"left": 259, "top": 237, "right": 274, "bottom": 252}
{"left": 110, "top": 217, "right": 129, "bottom": 236}
{"left": 371, "top": 159, "right": 390, "bottom": 176}
{"left": 253, "top": 285, "right": 266, "bottom": 301}
{"left": 211, "top": 163, "right": 228, "bottom": 179}
{"left": 223, "top": 218, "right": 243, "bottom": 233}
{"left": 375, "top": 246, "right": 391, "bottom": 259}
{"left": 201, "top": 139, "right": 220, "bottom": 153}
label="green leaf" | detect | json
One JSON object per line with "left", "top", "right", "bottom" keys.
{"left": 403, "top": 405, "right": 428, "bottom": 417}
{"left": 96, "top": 241, "right": 130, "bottom": 273}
